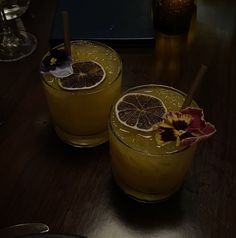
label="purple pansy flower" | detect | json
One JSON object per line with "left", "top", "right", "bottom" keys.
{"left": 41, "top": 49, "right": 70, "bottom": 71}
{"left": 41, "top": 49, "right": 73, "bottom": 78}
{"left": 154, "top": 107, "right": 216, "bottom": 147}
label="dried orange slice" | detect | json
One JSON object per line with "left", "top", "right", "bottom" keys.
{"left": 58, "top": 61, "right": 106, "bottom": 90}
{"left": 115, "top": 93, "right": 167, "bottom": 132}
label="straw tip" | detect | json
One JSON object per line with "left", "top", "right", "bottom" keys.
{"left": 200, "top": 64, "right": 208, "bottom": 71}
{"left": 61, "top": 10, "right": 68, "bottom": 15}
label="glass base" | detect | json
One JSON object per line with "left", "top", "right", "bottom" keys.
{"left": 113, "top": 176, "right": 180, "bottom": 203}
{"left": 0, "top": 31, "right": 37, "bottom": 62}
{"left": 55, "top": 126, "right": 108, "bottom": 148}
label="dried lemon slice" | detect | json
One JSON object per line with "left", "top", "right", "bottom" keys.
{"left": 115, "top": 93, "right": 167, "bottom": 132}
{"left": 58, "top": 61, "right": 106, "bottom": 90}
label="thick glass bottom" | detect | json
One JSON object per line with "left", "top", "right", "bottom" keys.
{"left": 113, "top": 175, "right": 180, "bottom": 203}
{"left": 55, "top": 126, "right": 108, "bottom": 148}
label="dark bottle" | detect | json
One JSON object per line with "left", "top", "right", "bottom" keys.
{"left": 152, "top": 0, "right": 195, "bottom": 34}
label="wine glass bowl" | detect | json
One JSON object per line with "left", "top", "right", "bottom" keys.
{"left": 1, "top": 0, "right": 30, "bottom": 20}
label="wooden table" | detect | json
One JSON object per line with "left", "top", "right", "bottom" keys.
{"left": 0, "top": 0, "right": 236, "bottom": 237}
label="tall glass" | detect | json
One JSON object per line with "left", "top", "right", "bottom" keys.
{"left": 41, "top": 40, "right": 122, "bottom": 147}
{"left": 152, "top": 0, "right": 195, "bottom": 34}
{"left": 109, "top": 85, "right": 198, "bottom": 202}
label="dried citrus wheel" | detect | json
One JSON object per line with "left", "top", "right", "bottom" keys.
{"left": 58, "top": 60, "right": 106, "bottom": 90}
{"left": 115, "top": 93, "right": 167, "bottom": 132}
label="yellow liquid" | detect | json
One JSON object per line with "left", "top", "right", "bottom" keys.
{"left": 42, "top": 41, "right": 122, "bottom": 147}
{"left": 109, "top": 85, "right": 197, "bottom": 202}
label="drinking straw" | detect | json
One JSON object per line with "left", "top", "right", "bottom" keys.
{"left": 181, "top": 64, "right": 208, "bottom": 109}
{"left": 61, "top": 11, "right": 71, "bottom": 56}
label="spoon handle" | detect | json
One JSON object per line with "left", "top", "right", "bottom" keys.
{"left": 0, "top": 223, "right": 49, "bottom": 238}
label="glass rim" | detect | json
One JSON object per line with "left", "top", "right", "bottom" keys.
{"left": 40, "top": 40, "right": 122, "bottom": 95}
{"left": 108, "top": 84, "right": 198, "bottom": 156}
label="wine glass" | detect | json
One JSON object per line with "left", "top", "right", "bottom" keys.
{"left": 1, "top": 0, "right": 30, "bottom": 20}
{"left": 0, "top": 0, "right": 37, "bottom": 62}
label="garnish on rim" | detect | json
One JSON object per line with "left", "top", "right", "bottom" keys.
{"left": 153, "top": 107, "right": 216, "bottom": 147}
{"left": 41, "top": 49, "right": 106, "bottom": 90}
{"left": 115, "top": 93, "right": 167, "bottom": 132}
{"left": 58, "top": 61, "right": 106, "bottom": 90}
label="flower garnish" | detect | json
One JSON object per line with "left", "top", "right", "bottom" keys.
{"left": 153, "top": 107, "right": 216, "bottom": 147}
{"left": 41, "top": 49, "right": 73, "bottom": 78}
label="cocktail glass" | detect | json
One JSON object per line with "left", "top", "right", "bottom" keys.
{"left": 109, "top": 84, "right": 198, "bottom": 202}
{"left": 41, "top": 40, "right": 122, "bottom": 147}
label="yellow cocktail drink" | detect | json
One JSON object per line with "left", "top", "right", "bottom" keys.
{"left": 109, "top": 85, "right": 198, "bottom": 202}
{"left": 41, "top": 40, "right": 122, "bottom": 147}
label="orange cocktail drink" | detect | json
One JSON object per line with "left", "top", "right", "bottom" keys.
{"left": 109, "top": 84, "right": 215, "bottom": 202}
{"left": 41, "top": 40, "right": 122, "bottom": 147}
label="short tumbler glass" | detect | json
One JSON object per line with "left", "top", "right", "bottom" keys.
{"left": 41, "top": 40, "right": 122, "bottom": 147}
{"left": 109, "top": 84, "right": 197, "bottom": 202}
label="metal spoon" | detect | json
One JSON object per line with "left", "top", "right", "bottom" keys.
{"left": 0, "top": 223, "right": 49, "bottom": 238}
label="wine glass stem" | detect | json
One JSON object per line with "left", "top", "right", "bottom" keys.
{"left": 1, "top": 9, "right": 21, "bottom": 54}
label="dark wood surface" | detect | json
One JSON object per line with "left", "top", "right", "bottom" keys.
{"left": 1, "top": 0, "right": 236, "bottom": 237}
